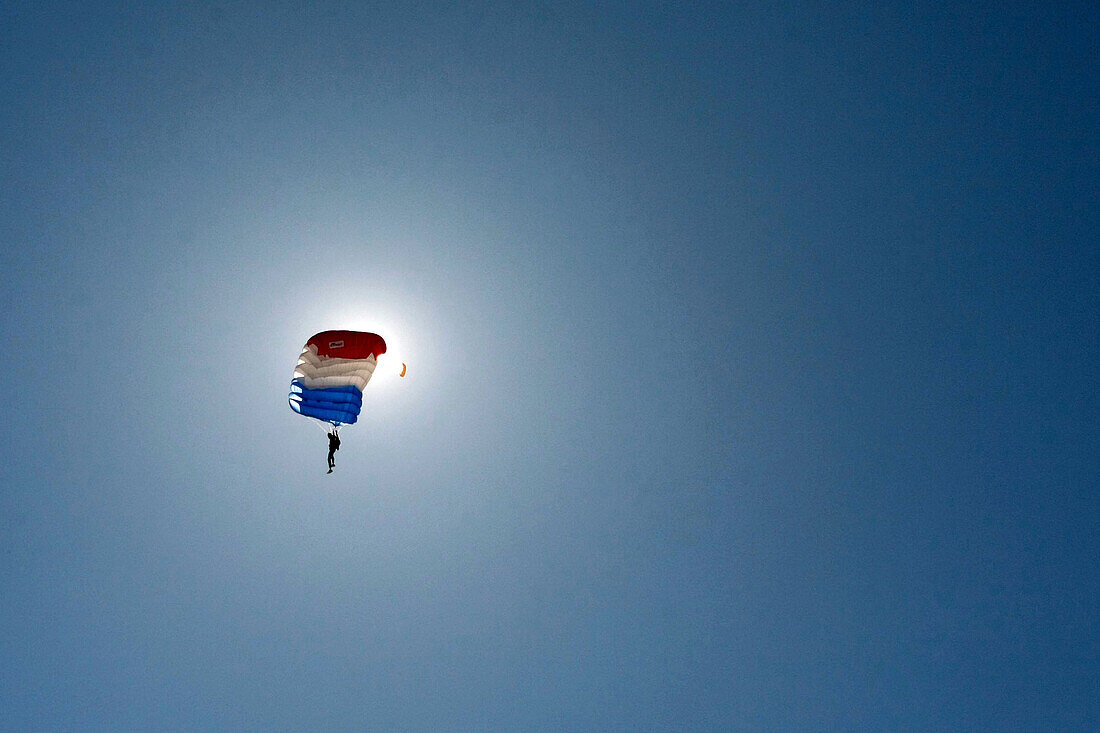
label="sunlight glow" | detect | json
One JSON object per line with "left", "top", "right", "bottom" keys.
{"left": 313, "top": 299, "right": 422, "bottom": 398}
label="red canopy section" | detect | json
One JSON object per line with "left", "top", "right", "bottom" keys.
{"left": 306, "top": 330, "right": 388, "bottom": 359}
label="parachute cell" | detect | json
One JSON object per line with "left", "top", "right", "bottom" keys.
{"left": 289, "top": 330, "right": 387, "bottom": 426}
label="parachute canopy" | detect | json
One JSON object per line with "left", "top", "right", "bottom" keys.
{"left": 289, "top": 330, "right": 387, "bottom": 426}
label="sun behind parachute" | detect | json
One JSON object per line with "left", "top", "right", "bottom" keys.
{"left": 288, "top": 330, "right": 387, "bottom": 427}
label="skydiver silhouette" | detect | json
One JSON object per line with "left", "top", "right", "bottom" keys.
{"left": 327, "top": 429, "right": 340, "bottom": 473}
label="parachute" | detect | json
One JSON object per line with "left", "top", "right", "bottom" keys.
{"left": 288, "top": 330, "right": 387, "bottom": 427}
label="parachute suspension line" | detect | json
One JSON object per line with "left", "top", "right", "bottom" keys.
{"left": 307, "top": 417, "right": 332, "bottom": 433}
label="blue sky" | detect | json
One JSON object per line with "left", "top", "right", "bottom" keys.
{"left": 2, "top": 2, "right": 1097, "bottom": 729}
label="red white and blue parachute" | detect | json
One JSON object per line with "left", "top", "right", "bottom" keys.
{"left": 288, "top": 330, "right": 387, "bottom": 426}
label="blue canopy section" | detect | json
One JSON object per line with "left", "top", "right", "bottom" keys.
{"left": 289, "top": 381, "right": 363, "bottom": 425}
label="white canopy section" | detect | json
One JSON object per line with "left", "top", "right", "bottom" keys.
{"left": 292, "top": 344, "right": 378, "bottom": 391}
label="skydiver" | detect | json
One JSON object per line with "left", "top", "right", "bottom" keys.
{"left": 327, "top": 429, "right": 340, "bottom": 473}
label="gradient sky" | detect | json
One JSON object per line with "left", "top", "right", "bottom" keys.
{"left": 2, "top": 2, "right": 1097, "bottom": 730}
